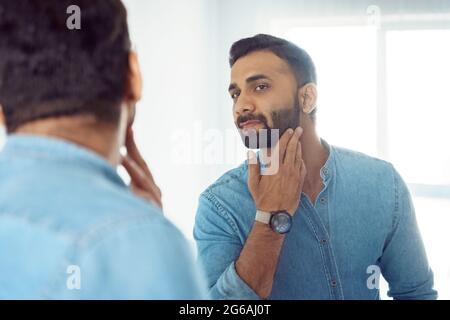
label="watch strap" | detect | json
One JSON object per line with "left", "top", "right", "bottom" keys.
{"left": 255, "top": 210, "right": 271, "bottom": 224}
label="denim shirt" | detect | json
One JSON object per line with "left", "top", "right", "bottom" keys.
{"left": 0, "top": 135, "right": 206, "bottom": 299}
{"left": 194, "top": 142, "right": 437, "bottom": 300}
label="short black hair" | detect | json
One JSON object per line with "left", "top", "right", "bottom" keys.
{"left": 229, "top": 34, "right": 317, "bottom": 120}
{"left": 0, "top": 0, "right": 131, "bottom": 132}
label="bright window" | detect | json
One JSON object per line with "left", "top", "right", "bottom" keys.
{"left": 284, "top": 26, "right": 378, "bottom": 157}
{"left": 279, "top": 24, "right": 450, "bottom": 299}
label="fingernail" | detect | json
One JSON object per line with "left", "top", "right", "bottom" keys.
{"left": 296, "top": 127, "right": 303, "bottom": 135}
{"left": 287, "top": 128, "right": 294, "bottom": 135}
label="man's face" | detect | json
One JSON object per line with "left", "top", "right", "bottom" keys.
{"left": 229, "top": 51, "right": 300, "bottom": 149}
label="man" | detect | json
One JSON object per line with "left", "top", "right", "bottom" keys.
{"left": 194, "top": 34, "right": 437, "bottom": 300}
{"left": 0, "top": 0, "right": 206, "bottom": 299}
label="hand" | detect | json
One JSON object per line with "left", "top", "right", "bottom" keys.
{"left": 121, "top": 127, "right": 163, "bottom": 209}
{"left": 247, "top": 127, "right": 306, "bottom": 215}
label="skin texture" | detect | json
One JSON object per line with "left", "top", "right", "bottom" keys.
{"left": 229, "top": 50, "right": 329, "bottom": 298}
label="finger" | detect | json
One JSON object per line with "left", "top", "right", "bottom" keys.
{"left": 284, "top": 127, "right": 303, "bottom": 164}
{"left": 132, "top": 184, "right": 162, "bottom": 207}
{"left": 295, "top": 139, "right": 303, "bottom": 167}
{"left": 126, "top": 127, "right": 153, "bottom": 179}
{"left": 296, "top": 159, "right": 307, "bottom": 194}
{"left": 131, "top": 182, "right": 162, "bottom": 207}
{"left": 132, "top": 179, "right": 162, "bottom": 199}
{"left": 126, "top": 127, "right": 151, "bottom": 175}
{"left": 124, "top": 155, "right": 162, "bottom": 201}
{"left": 131, "top": 185, "right": 163, "bottom": 209}
{"left": 300, "top": 160, "right": 307, "bottom": 180}
{"left": 247, "top": 150, "right": 261, "bottom": 192}
{"left": 271, "top": 128, "right": 294, "bottom": 167}
{"left": 122, "top": 155, "right": 152, "bottom": 190}
{"left": 275, "top": 128, "right": 294, "bottom": 158}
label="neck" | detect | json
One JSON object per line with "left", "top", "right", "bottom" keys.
{"left": 14, "top": 116, "right": 122, "bottom": 166}
{"left": 300, "top": 123, "right": 328, "bottom": 190}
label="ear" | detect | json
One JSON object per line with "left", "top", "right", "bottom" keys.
{"left": 297, "top": 83, "right": 317, "bottom": 115}
{"left": 123, "top": 51, "right": 142, "bottom": 127}
{"left": 0, "top": 105, "right": 5, "bottom": 126}
{"left": 126, "top": 51, "right": 142, "bottom": 103}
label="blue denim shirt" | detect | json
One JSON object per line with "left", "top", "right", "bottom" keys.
{"left": 0, "top": 135, "right": 207, "bottom": 299}
{"left": 194, "top": 142, "right": 437, "bottom": 300}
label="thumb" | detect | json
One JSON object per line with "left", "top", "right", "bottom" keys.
{"left": 247, "top": 150, "right": 260, "bottom": 192}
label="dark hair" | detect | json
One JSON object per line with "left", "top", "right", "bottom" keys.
{"left": 229, "top": 34, "right": 317, "bottom": 120}
{"left": 0, "top": 0, "right": 131, "bottom": 132}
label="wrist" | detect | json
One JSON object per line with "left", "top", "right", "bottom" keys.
{"left": 255, "top": 209, "right": 293, "bottom": 234}
{"left": 255, "top": 204, "right": 296, "bottom": 216}
{"left": 252, "top": 221, "right": 286, "bottom": 243}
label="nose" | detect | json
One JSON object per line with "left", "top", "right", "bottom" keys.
{"left": 234, "top": 94, "right": 256, "bottom": 117}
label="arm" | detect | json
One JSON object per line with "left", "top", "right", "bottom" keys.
{"left": 380, "top": 166, "right": 437, "bottom": 300}
{"left": 235, "top": 222, "right": 285, "bottom": 298}
{"left": 194, "top": 193, "right": 261, "bottom": 299}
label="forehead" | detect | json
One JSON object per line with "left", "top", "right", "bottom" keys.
{"left": 230, "top": 50, "right": 295, "bottom": 84}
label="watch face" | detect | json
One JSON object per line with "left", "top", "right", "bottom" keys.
{"left": 270, "top": 211, "right": 292, "bottom": 234}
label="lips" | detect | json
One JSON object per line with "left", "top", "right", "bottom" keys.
{"left": 239, "top": 120, "right": 262, "bottom": 129}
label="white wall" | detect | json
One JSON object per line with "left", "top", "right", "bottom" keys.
{"left": 123, "top": 0, "right": 239, "bottom": 240}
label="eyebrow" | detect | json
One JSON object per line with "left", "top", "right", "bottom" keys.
{"left": 228, "top": 74, "right": 272, "bottom": 93}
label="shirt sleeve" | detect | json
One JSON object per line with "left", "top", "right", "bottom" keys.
{"left": 194, "top": 192, "right": 261, "bottom": 300}
{"left": 55, "top": 216, "right": 209, "bottom": 300}
{"left": 379, "top": 165, "right": 438, "bottom": 300}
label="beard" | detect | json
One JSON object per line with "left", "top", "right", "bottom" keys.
{"left": 236, "top": 95, "right": 301, "bottom": 149}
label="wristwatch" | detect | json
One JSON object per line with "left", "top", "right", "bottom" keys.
{"left": 255, "top": 210, "right": 292, "bottom": 234}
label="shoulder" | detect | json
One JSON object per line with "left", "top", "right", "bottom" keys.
{"left": 200, "top": 160, "right": 250, "bottom": 204}
{"left": 199, "top": 161, "right": 249, "bottom": 207}
{"left": 204, "top": 162, "right": 248, "bottom": 194}
{"left": 332, "top": 145, "right": 398, "bottom": 182}
{"left": 195, "top": 162, "right": 252, "bottom": 233}
{"left": 331, "top": 145, "right": 409, "bottom": 209}
{"left": 333, "top": 146, "right": 393, "bottom": 171}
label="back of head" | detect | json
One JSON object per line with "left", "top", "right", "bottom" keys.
{"left": 0, "top": 0, "right": 131, "bottom": 133}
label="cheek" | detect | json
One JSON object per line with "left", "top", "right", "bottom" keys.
{"left": 255, "top": 99, "right": 284, "bottom": 127}
{"left": 232, "top": 105, "right": 239, "bottom": 122}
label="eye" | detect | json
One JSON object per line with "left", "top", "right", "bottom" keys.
{"left": 255, "top": 83, "right": 269, "bottom": 91}
{"left": 230, "top": 91, "right": 240, "bottom": 100}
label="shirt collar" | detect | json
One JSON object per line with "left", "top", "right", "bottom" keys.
{"left": 254, "top": 138, "right": 335, "bottom": 182}
{"left": 320, "top": 139, "right": 334, "bottom": 185}
{"left": 2, "top": 134, "right": 126, "bottom": 187}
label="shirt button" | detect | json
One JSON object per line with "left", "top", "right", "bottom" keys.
{"left": 323, "top": 168, "right": 329, "bottom": 175}
{"left": 320, "top": 197, "right": 327, "bottom": 204}
{"left": 331, "top": 280, "right": 337, "bottom": 287}
{"left": 321, "top": 239, "right": 328, "bottom": 245}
